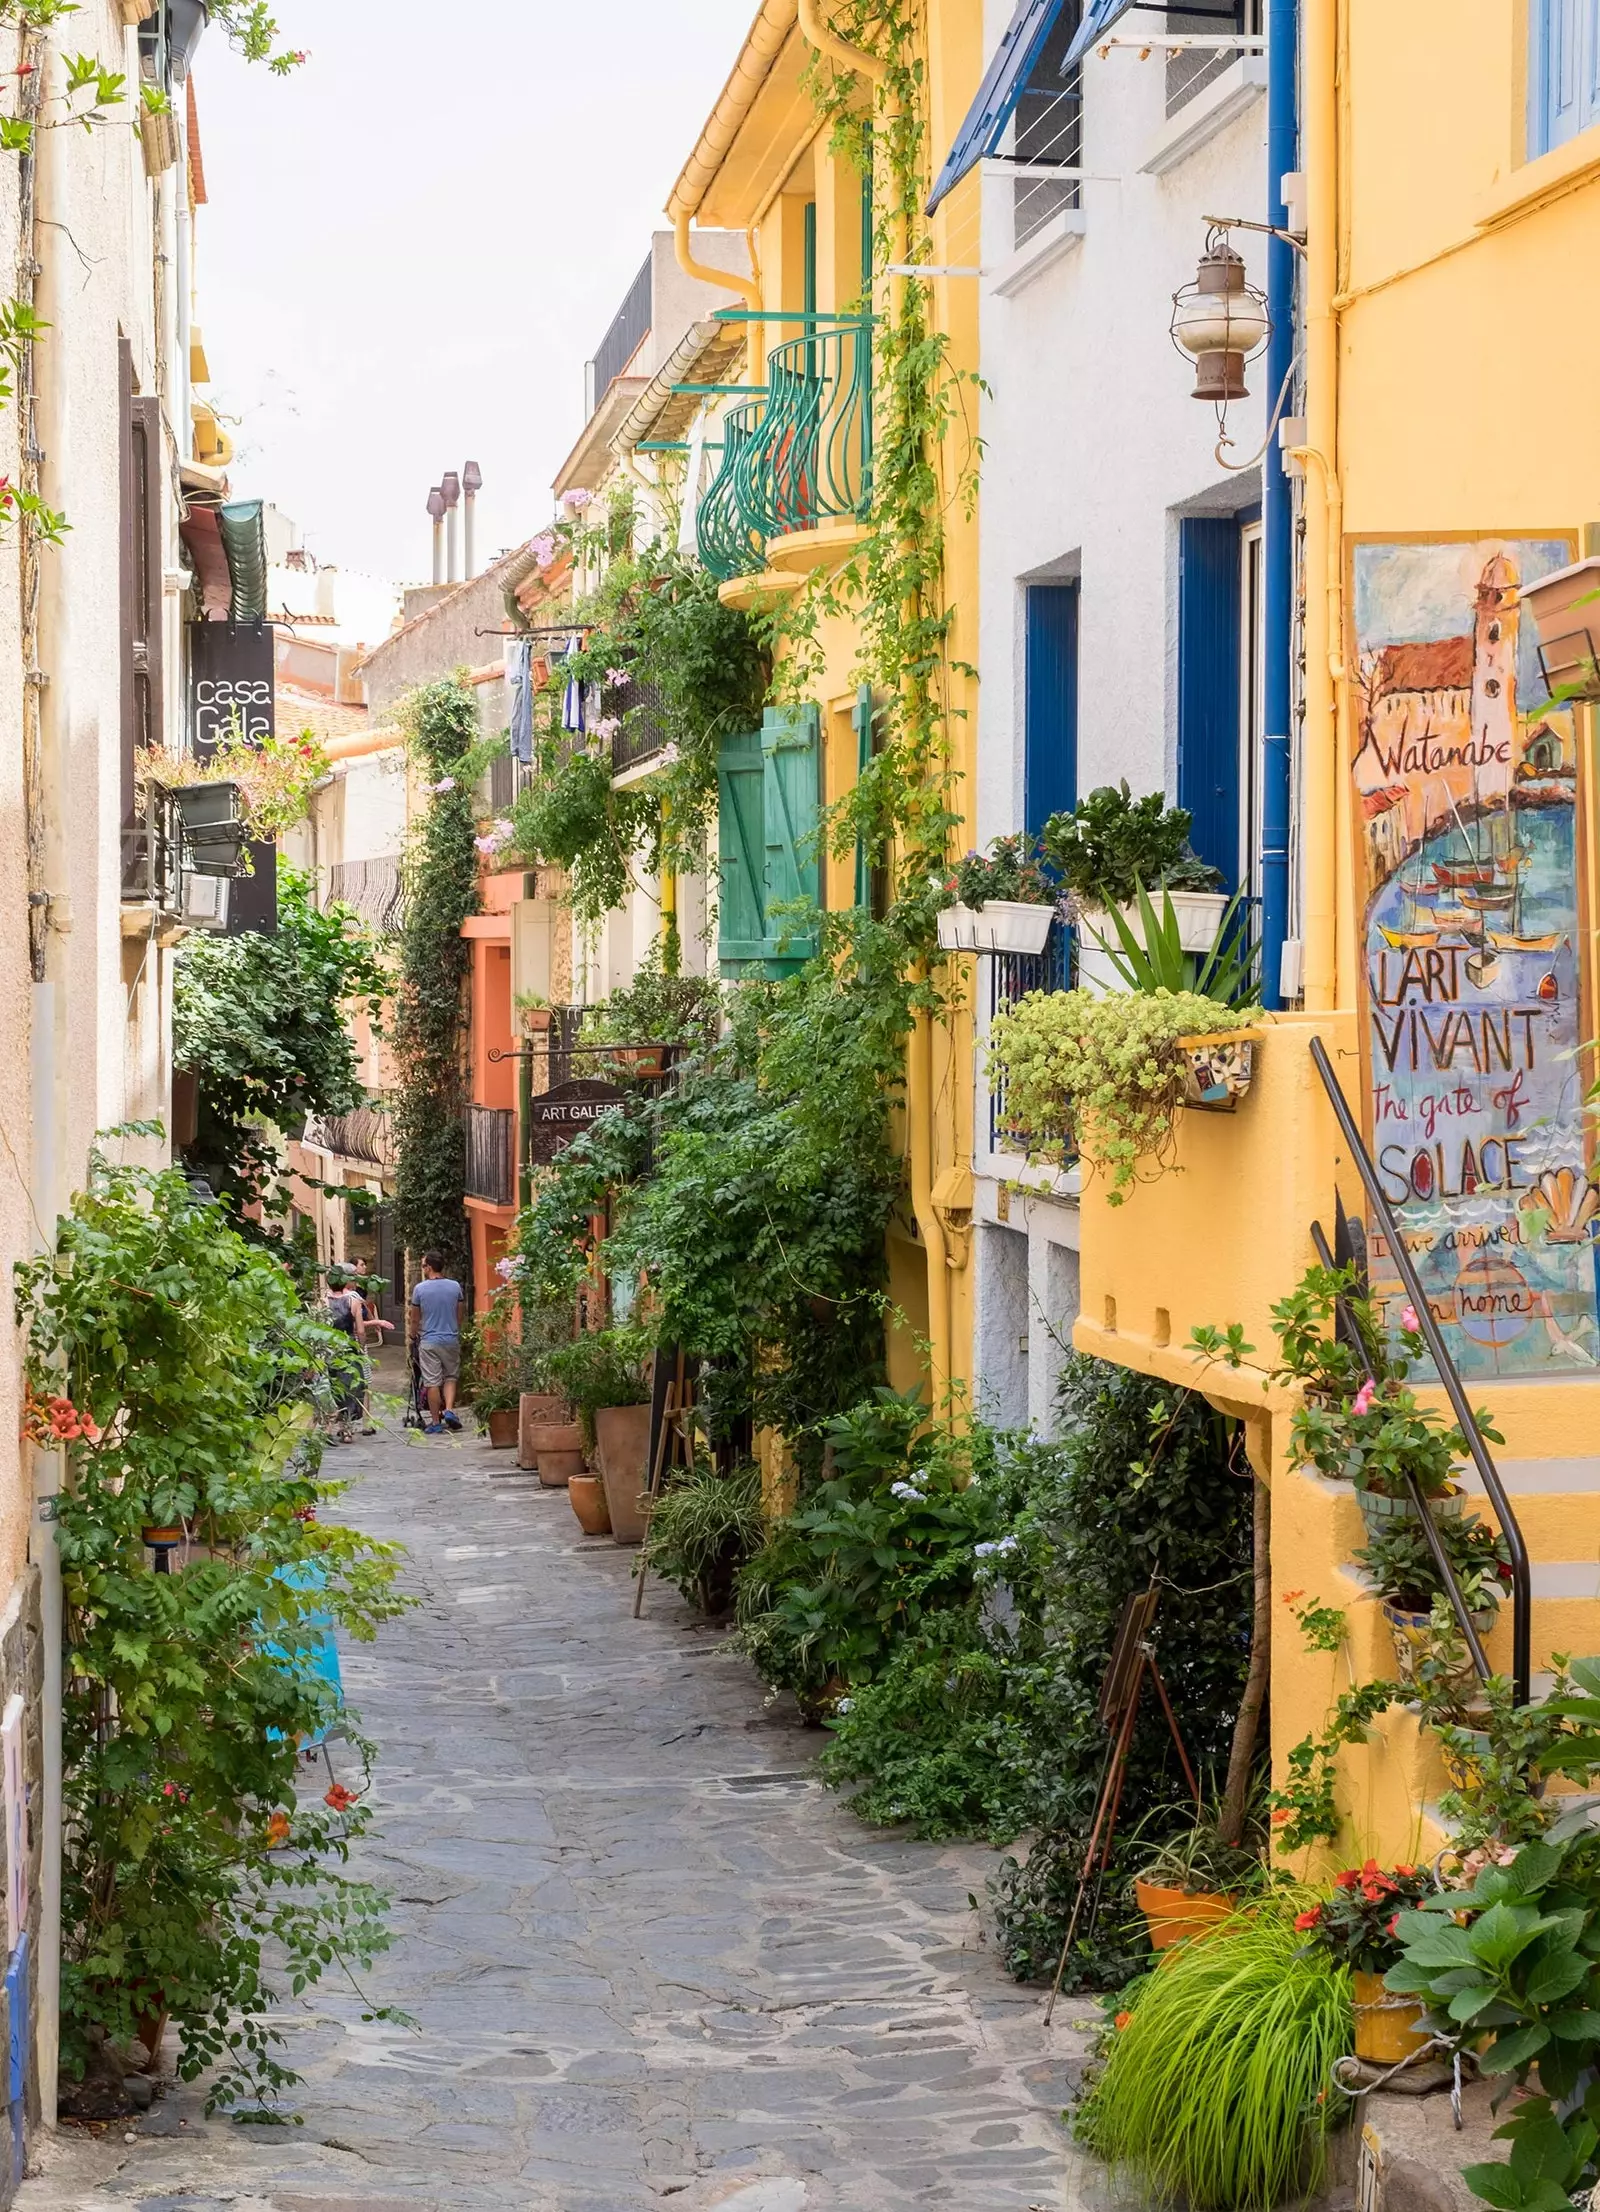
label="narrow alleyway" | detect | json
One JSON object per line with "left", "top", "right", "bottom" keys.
{"left": 22, "top": 1409, "right": 1096, "bottom": 2212}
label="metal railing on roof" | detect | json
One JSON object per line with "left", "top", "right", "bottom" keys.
{"left": 301, "top": 1104, "right": 395, "bottom": 1170}
{"left": 591, "top": 256, "right": 652, "bottom": 408}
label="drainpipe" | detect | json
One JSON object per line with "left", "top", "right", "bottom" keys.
{"left": 797, "top": 0, "right": 887, "bottom": 84}
{"left": 670, "top": 207, "right": 762, "bottom": 311}
{"left": 1289, "top": 0, "right": 1342, "bottom": 1015}
{"left": 1259, "top": 0, "right": 1297, "bottom": 1010}
{"left": 908, "top": 1003, "right": 952, "bottom": 1407}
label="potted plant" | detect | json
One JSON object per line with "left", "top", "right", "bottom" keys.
{"left": 567, "top": 1470, "right": 612, "bottom": 1536}
{"left": 547, "top": 1329, "right": 653, "bottom": 1542}
{"left": 987, "top": 986, "right": 1257, "bottom": 1202}
{"left": 935, "top": 835, "right": 1056, "bottom": 956}
{"left": 582, "top": 952, "right": 722, "bottom": 1076}
{"left": 1294, "top": 1861, "right": 1434, "bottom": 2064}
{"left": 1041, "top": 783, "right": 1226, "bottom": 987}
{"left": 636, "top": 1461, "right": 764, "bottom": 1616}
{"left": 471, "top": 1373, "right": 521, "bottom": 1449}
{"left": 1130, "top": 1813, "right": 1266, "bottom": 1950}
{"left": 1355, "top": 1512, "right": 1511, "bottom": 1691}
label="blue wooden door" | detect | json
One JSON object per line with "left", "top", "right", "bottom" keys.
{"left": 1024, "top": 583, "right": 1078, "bottom": 837}
{"left": 1177, "top": 517, "right": 1243, "bottom": 892}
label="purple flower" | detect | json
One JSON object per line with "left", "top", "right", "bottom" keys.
{"left": 561, "top": 488, "right": 593, "bottom": 513}
{"left": 474, "top": 835, "right": 497, "bottom": 855}
{"left": 592, "top": 714, "right": 621, "bottom": 740}
{"left": 431, "top": 776, "right": 456, "bottom": 794}
{"left": 606, "top": 667, "right": 630, "bottom": 688}
{"left": 530, "top": 532, "right": 557, "bottom": 568}
{"left": 495, "top": 1257, "right": 516, "bottom": 1281}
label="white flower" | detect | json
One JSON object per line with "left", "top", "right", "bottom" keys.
{"left": 431, "top": 776, "right": 456, "bottom": 794}
{"left": 835, "top": 1698, "right": 853, "bottom": 1716}
{"left": 658, "top": 742, "right": 681, "bottom": 767}
{"left": 889, "top": 1480, "right": 924, "bottom": 1502}
{"left": 974, "top": 1540, "right": 998, "bottom": 1557}
{"left": 495, "top": 1257, "right": 516, "bottom": 1280}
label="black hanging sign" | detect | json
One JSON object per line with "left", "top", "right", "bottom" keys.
{"left": 188, "top": 621, "right": 276, "bottom": 933}
{"left": 526, "top": 1078, "right": 625, "bottom": 1163}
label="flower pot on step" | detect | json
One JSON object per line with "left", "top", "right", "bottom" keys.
{"left": 485, "top": 1408, "right": 518, "bottom": 1449}
{"left": 594, "top": 1402, "right": 653, "bottom": 1544}
{"left": 568, "top": 1474, "right": 612, "bottom": 1536}
{"left": 519, "top": 1392, "right": 568, "bottom": 1469}
{"left": 1356, "top": 1487, "right": 1464, "bottom": 1540}
{"left": 1134, "top": 1879, "right": 1235, "bottom": 1952}
{"left": 1384, "top": 1600, "right": 1496, "bottom": 1695}
{"left": 1353, "top": 1970, "right": 1432, "bottom": 2065}
{"left": 528, "top": 1423, "right": 583, "bottom": 1488}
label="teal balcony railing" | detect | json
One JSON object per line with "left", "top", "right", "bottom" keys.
{"left": 697, "top": 316, "right": 873, "bottom": 583}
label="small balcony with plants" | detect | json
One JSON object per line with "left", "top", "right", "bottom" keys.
{"left": 697, "top": 315, "right": 873, "bottom": 591}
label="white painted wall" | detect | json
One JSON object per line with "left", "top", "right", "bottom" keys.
{"left": 972, "top": 5, "right": 1272, "bottom": 1416}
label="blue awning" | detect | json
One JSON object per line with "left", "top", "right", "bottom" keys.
{"left": 926, "top": 0, "right": 1070, "bottom": 215}
{"left": 1063, "top": 0, "right": 1144, "bottom": 67}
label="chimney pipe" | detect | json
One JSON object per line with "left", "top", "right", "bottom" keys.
{"left": 426, "top": 485, "right": 446, "bottom": 585}
{"left": 462, "top": 460, "right": 483, "bottom": 581}
{"left": 440, "top": 471, "right": 462, "bottom": 584}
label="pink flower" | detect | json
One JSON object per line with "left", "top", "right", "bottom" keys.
{"left": 431, "top": 776, "right": 456, "bottom": 794}
{"left": 1352, "top": 1380, "right": 1376, "bottom": 1417}
{"left": 530, "top": 532, "right": 557, "bottom": 568}
{"left": 606, "top": 668, "right": 630, "bottom": 688}
{"left": 495, "top": 1257, "right": 516, "bottom": 1281}
{"left": 561, "top": 489, "right": 592, "bottom": 513}
{"left": 474, "top": 835, "right": 498, "bottom": 856}
{"left": 1401, "top": 1305, "right": 1419, "bottom": 1333}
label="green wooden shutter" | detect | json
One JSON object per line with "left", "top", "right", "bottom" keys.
{"left": 761, "top": 703, "right": 821, "bottom": 974}
{"left": 716, "top": 726, "right": 768, "bottom": 975}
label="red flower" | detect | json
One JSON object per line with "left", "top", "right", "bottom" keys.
{"left": 1114, "top": 2010, "right": 1132, "bottom": 2031}
{"left": 1271, "top": 1807, "right": 1292, "bottom": 1826}
{"left": 1334, "top": 1868, "right": 1361, "bottom": 1889}
{"left": 1387, "top": 1914, "right": 1400, "bottom": 1936}
{"left": 1393, "top": 1863, "right": 1417, "bottom": 1877}
{"left": 265, "top": 1811, "right": 291, "bottom": 1847}
{"left": 1293, "top": 1908, "right": 1323, "bottom": 1931}
{"left": 323, "top": 1782, "right": 358, "bottom": 1813}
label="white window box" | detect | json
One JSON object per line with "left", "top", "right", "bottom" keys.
{"left": 1140, "top": 54, "right": 1268, "bottom": 178}
{"left": 986, "top": 206, "right": 1087, "bottom": 299}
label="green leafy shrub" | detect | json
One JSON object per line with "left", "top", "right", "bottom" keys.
{"left": 546, "top": 1327, "right": 652, "bottom": 1451}
{"left": 15, "top": 1150, "right": 410, "bottom": 2112}
{"left": 639, "top": 1461, "right": 765, "bottom": 1616}
{"left": 1041, "top": 780, "right": 1221, "bottom": 906}
{"left": 1077, "top": 1904, "right": 1352, "bottom": 2211}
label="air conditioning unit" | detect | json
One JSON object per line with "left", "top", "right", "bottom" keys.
{"left": 179, "top": 870, "right": 230, "bottom": 931}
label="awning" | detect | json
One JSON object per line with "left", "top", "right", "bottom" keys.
{"left": 218, "top": 498, "right": 267, "bottom": 623}
{"left": 926, "top": 0, "right": 1070, "bottom": 215}
{"left": 1064, "top": 0, "right": 1236, "bottom": 70}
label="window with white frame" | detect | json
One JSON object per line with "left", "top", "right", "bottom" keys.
{"left": 1528, "top": 0, "right": 1600, "bottom": 159}
{"left": 1009, "top": 1, "right": 1084, "bottom": 248}
{"left": 1166, "top": 0, "right": 1263, "bottom": 117}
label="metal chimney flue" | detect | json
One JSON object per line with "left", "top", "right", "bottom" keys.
{"left": 462, "top": 460, "right": 483, "bottom": 581}
{"left": 440, "top": 470, "right": 462, "bottom": 584}
{"left": 426, "top": 484, "right": 446, "bottom": 585}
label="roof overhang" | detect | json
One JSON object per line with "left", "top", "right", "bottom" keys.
{"left": 614, "top": 318, "right": 751, "bottom": 454}
{"left": 552, "top": 377, "right": 649, "bottom": 498}
{"left": 667, "top": 0, "right": 820, "bottom": 228}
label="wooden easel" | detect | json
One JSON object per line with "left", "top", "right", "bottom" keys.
{"left": 631, "top": 1347, "right": 695, "bottom": 1618}
{"left": 1043, "top": 1586, "right": 1200, "bottom": 2024}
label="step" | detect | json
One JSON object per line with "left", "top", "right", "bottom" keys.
{"left": 1461, "top": 1455, "right": 1600, "bottom": 1494}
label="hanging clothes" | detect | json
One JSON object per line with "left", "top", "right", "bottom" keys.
{"left": 678, "top": 409, "right": 709, "bottom": 562}
{"left": 506, "top": 636, "right": 534, "bottom": 764}
{"left": 560, "top": 634, "right": 585, "bottom": 735}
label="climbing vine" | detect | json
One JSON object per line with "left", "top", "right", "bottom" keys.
{"left": 787, "top": 0, "right": 980, "bottom": 916}
{"left": 391, "top": 680, "right": 480, "bottom": 1286}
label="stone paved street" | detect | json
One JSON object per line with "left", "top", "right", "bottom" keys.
{"left": 20, "top": 1410, "right": 1096, "bottom": 2212}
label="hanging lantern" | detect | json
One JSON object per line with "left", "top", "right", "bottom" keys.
{"left": 1170, "top": 230, "right": 1270, "bottom": 402}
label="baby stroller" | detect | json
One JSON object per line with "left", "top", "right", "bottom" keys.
{"left": 403, "top": 1342, "right": 428, "bottom": 1432}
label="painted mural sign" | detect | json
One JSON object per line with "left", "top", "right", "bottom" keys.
{"left": 1351, "top": 536, "right": 1598, "bottom": 1379}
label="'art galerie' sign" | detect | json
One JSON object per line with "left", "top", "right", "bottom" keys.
{"left": 1351, "top": 537, "right": 1597, "bottom": 1379}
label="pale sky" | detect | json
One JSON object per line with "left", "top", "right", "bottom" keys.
{"left": 192, "top": 0, "right": 758, "bottom": 590}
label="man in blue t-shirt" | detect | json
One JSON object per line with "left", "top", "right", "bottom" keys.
{"left": 408, "top": 1252, "right": 465, "bottom": 1435}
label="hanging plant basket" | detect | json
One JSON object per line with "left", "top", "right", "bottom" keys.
{"left": 937, "top": 900, "right": 1053, "bottom": 956}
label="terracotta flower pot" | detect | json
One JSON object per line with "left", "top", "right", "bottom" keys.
{"left": 518, "top": 1392, "right": 568, "bottom": 1469}
{"left": 538, "top": 1449, "right": 585, "bottom": 1488}
{"left": 568, "top": 1474, "right": 612, "bottom": 1536}
{"left": 594, "top": 1402, "right": 653, "bottom": 1544}
{"left": 1134, "top": 1879, "right": 1235, "bottom": 1952}
{"left": 1353, "top": 1969, "right": 1432, "bottom": 2064}
{"left": 485, "top": 1408, "right": 518, "bottom": 1449}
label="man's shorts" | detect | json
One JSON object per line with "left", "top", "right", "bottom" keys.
{"left": 418, "top": 1341, "right": 461, "bottom": 1389}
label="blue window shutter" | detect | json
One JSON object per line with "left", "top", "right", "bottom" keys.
{"left": 761, "top": 704, "right": 822, "bottom": 974}
{"left": 716, "top": 727, "right": 768, "bottom": 975}
{"left": 927, "top": 0, "right": 1072, "bottom": 213}
{"left": 1024, "top": 584, "right": 1079, "bottom": 837}
{"left": 1530, "top": 0, "right": 1600, "bottom": 153}
{"left": 1177, "top": 517, "right": 1243, "bottom": 892}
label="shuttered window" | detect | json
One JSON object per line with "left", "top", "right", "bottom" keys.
{"left": 1177, "top": 516, "right": 1244, "bottom": 892}
{"left": 1530, "top": 0, "right": 1600, "bottom": 157}
{"left": 1024, "top": 583, "right": 1079, "bottom": 837}
{"left": 119, "top": 338, "right": 163, "bottom": 863}
{"left": 715, "top": 706, "right": 822, "bottom": 977}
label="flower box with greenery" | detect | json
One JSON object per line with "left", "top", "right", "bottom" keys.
{"left": 579, "top": 949, "right": 723, "bottom": 1077}
{"left": 1294, "top": 1860, "right": 1434, "bottom": 2064}
{"left": 638, "top": 1459, "right": 765, "bottom": 1617}
{"left": 154, "top": 722, "right": 331, "bottom": 844}
{"left": 16, "top": 1147, "right": 410, "bottom": 2115}
{"left": 987, "top": 986, "right": 1257, "bottom": 1202}
{"left": 935, "top": 835, "right": 1055, "bottom": 955}
{"left": 1041, "top": 782, "right": 1227, "bottom": 974}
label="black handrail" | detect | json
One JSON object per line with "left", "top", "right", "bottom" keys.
{"left": 1309, "top": 1036, "right": 1531, "bottom": 1706}
{"left": 1309, "top": 1218, "right": 1493, "bottom": 1691}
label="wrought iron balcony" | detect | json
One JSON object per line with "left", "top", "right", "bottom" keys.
{"left": 301, "top": 1104, "right": 395, "bottom": 1170}
{"left": 464, "top": 1104, "right": 515, "bottom": 1208}
{"left": 697, "top": 317, "right": 873, "bottom": 583}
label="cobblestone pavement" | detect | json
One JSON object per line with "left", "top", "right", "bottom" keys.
{"left": 20, "top": 1411, "right": 1099, "bottom": 2212}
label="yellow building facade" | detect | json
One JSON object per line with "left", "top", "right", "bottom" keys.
{"left": 664, "top": 0, "right": 986, "bottom": 1409}
{"left": 1079, "top": 0, "right": 1600, "bottom": 1864}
